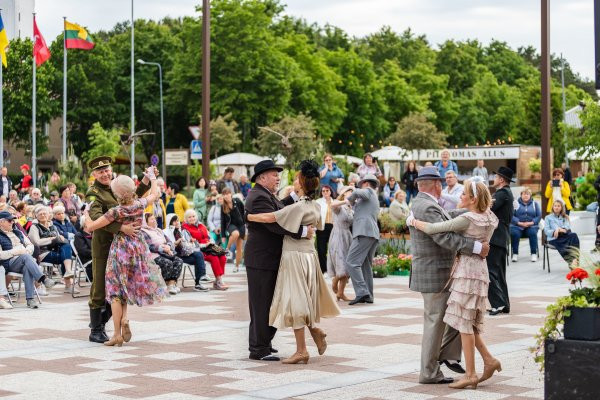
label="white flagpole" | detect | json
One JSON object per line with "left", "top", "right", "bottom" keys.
{"left": 62, "top": 16, "right": 67, "bottom": 162}
{"left": 0, "top": 8, "right": 4, "bottom": 168}
{"left": 32, "top": 13, "right": 37, "bottom": 188}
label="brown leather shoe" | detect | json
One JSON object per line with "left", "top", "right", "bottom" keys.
{"left": 282, "top": 351, "right": 309, "bottom": 364}
{"left": 121, "top": 319, "right": 132, "bottom": 343}
{"left": 449, "top": 374, "right": 478, "bottom": 389}
{"left": 479, "top": 358, "right": 502, "bottom": 383}
{"left": 309, "top": 327, "right": 327, "bottom": 355}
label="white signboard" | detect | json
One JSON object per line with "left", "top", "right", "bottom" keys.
{"left": 412, "top": 147, "right": 520, "bottom": 161}
{"left": 165, "top": 150, "right": 189, "bottom": 166}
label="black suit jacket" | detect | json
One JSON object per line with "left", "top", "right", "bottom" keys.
{"left": 490, "top": 185, "right": 514, "bottom": 248}
{"left": 244, "top": 184, "right": 301, "bottom": 270}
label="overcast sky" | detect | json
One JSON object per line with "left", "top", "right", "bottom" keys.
{"left": 34, "top": 0, "right": 596, "bottom": 80}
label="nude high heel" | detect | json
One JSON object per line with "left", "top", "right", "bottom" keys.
{"left": 308, "top": 327, "right": 327, "bottom": 355}
{"left": 121, "top": 319, "right": 132, "bottom": 343}
{"left": 104, "top": 335, "right": 124, "bottom": 347}
{"left": 479, "top": 358, "right": 502, "bottom": 383}
{"left": 282, "top": 351, "right": 309, "bottom": 364}
{"left": 449, "top": 374, "right": 478, "bottom": 389}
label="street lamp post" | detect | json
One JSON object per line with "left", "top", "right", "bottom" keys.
{"left": 130, "top": 0, "right": 135, "bottom": 177}
{"left": 137, "top": 59, "right": 165, "bottom": 179}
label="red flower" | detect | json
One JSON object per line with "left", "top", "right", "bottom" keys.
{"left": 566, "top": 268, "right": 589, "bottom": 283}
{"left": 595, "top": 268, "right": 600, "bottom": 276}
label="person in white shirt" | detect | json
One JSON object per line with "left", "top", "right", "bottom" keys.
{"left": 0, "top": 168, "right": 12, "bottom": 199}
{"left": 439, "top": 171, "right": 464, "bottom": 211}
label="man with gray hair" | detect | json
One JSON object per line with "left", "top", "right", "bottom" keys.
{"left": 26, "top": 188, "right": 47, "bottom": 206}
{"left": 408, "top": 166, "right": 489, "bottom": 384}
{"left": 439, "top": 171, "right": 463, "bottom": 211}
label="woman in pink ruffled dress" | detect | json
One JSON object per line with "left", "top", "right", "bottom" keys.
{"left": 408, "top": 177, "right": 502, "bottom": 389}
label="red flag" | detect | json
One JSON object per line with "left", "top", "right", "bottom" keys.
{"left": 33, "top": 17, "right": 50, "bottom": 67}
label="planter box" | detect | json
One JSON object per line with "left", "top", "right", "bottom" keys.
{"left": 391, "top": 270, "right": 410, "bottom": 276}
{"left": 373, "top": 269, "right": 388, "bottom": 278}
{"left": 564, "top": 307, "right": 600, "bottom": 341}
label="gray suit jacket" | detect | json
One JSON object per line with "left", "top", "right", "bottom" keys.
{"left": 347, "top": 188, "right": 380, "bottom": 239}
{"left": 409, "top": 192, "right": 475, "bottom": 293}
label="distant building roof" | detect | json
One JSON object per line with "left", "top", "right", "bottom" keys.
{"left": 564, "top": 105, "right": 583, "bottom": 129}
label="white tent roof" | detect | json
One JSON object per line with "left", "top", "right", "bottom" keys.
{"left": 371, "top": 146, "right": 408, "bottom": 161}
{"left": 567, "top": 147, "right": 600, "bottom": 161}
{"left": 210, "top": 152, "right": 286, "bottom": 166}
{"left": 333, "top": 154, "right": 362, "bottom": 165}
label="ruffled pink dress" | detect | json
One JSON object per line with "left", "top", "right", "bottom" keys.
{"left": 422, "top": 210, "right": 498, "bottom": 334}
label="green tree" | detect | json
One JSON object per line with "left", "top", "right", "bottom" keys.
{"left": 387, "top": 112, "right": 448, "bottom": 161}
{"left": 361, "top": 27, "right": 435, "bottom": 71}
{"left": 207, "top": 114, "right": 241, "bottom": 158}
{"left": 435, "top": 40, "right": 483, "bottom": 95}
{"left": 83, "top": 122, "right": 122, "bottom": 164}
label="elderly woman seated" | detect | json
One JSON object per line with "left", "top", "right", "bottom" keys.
{"left": 164, "top": 213, "right": 209, "bottom": 292}
{"left": 141, "top": 213, "right": 183, "bottom": 295}
{"left": 510, "top": 188, "right": 541, "bottom": 262}
{"left": 28, "top": 205, "right": 77, "bottom": 294}
{"left": 52, "top": 205, "right": 77, "bottom": 241}
{"left": 182, "top": 209, "right": 228, "bottom": 290}
{"left": 544, "top": 200, "right": 580, "bottom": 266}
{"left": 389, "top": 190, "right": 409, "bottom": 222}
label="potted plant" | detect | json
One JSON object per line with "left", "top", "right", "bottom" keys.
{"left": 528, "top": 158, "right": 542, "bottom": 179}
{"left": 372, "top": 255, "right": 389, "bottom": 278}
{"left": 532, "top": 257, "right": 600, "bottom": 370}
{"left": 387, "top": 253, "right": 412, "bottom": 276}
{"left": 378, "top": 212, "right": 409, "bottom": 239}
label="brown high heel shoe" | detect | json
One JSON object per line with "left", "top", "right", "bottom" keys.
{"left": 449, "top": 374, "right": 478, "bottom": 389}
{"left": 308, "top": 327, "right": 327, "bottom": 355}
{"left": 479, "top": 358, "right": 502, "bottom": 383}
{"left": 104, "top": 335, "right": 124, "bottom": 347}
{"left": 282, "top": 351, "right": 309, "bottom": 364}
{"left": 337, "top": 294, "right": 351, "bottom": 302}
{"left": 121, "top": 319, "right": 132, "bottom": 343}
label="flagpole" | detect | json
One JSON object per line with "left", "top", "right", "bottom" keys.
{"left": 32, "top": 13, "right": 37, "bottom": 188}
{"left": 130, "top": 0, "right": 135, "bottom": 177}
{"left": 62, "top": 16, "right": 67, "bottom": 162}
{"left": 0, "top": 8, "right": 4, "bottom": 168}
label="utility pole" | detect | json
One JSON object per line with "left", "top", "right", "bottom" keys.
{"left": 201, "top": 0, "right": 211, "bottom": 182}
{"left": 541, "top": 0, "right": 551, "bottom": 215}
{"left": 560, "top": 54, "right": 568, "bottom": 166}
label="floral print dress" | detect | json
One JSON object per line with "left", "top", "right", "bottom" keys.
{"left": 103, "top": 197, "right": 168, "bottom": 306}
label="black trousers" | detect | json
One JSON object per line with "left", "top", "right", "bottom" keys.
{"left": 486, "top": 245, "right": 510, "bottom": 310}
{"left": 246, "top": 266, "right": 278, "bottom": 357}
{"left": 596, "top": 208, "right": 600, "bottom": 247}
{"left": 316, "top": 223, "right": 333, "bottom": 273}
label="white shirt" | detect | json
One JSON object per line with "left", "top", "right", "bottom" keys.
{"left": 440, "top": 183, "right": 464, "bottom": 211}
{"left": 1, "top": 176, "right": 8, "bottom": 196}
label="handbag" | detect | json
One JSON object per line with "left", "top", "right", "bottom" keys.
{"left": 178, "top": 241, "right": 195, "bottom": 257}
{"left": 202, "top": 243, "right": 227, "bottom": 257}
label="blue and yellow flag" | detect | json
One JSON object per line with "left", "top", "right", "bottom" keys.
{"left": 0, "top": 14, "right": 8, "bottom": 67}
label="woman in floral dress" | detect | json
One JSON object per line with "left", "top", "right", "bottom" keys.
{"left": 85, "top": 168, "right": 167, "bottom": 347}
{"left": 408, "top": 177, "right": 502, "bottom": 389}
{"left": 327, "top": 186, "right": 354, "bottom": 301}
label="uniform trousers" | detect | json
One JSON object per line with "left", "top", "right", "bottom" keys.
{"left": 246, "top": 266, "right": 278, "bottom": 358}
{"left": 486, "top": 244, "right": 510, "bottom": 310}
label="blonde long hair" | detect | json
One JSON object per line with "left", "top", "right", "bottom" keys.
{"left": 463, "top": 178, "right": 491, "bottom": 213}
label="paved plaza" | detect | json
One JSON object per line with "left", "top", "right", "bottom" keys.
{"left": 0, "top": 235, "right": 591, "bottom": 400}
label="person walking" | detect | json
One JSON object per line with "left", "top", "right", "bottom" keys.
{"left": 487, "top": 166, "right": 514, "bottom": 316}
{"left": 408, "top": 166, "right": 489, "bottom": 384}
{"left": 327, "top": 186, "right": 354, "bottom": 301}
{"left": 85, "top": 156, "right": 151, "bottom": 344}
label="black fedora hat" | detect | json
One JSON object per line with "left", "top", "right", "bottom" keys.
{"left": 251, "top": 159, "right": 283, "bottom": 182}
{"left": 493, "top": 166, "right": 515, "bottom": 183}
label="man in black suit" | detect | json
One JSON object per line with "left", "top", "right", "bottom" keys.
{"left": 487, "top": 166, "right": 514, "bottom": 316}
{"left": 244, "top": 160, "right": 314, "bottom": 361}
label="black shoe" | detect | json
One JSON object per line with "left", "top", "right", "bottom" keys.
{"left": 249, "top": 353, "right": 280, "bottom": 361}
{"left": 489, "top": 306, "right": 505, "bottom": 316}
{"left": 270, "top": 347, "right": 278, "bottom": 354}
{"left": 365, "top": 297, "right": 374, "bottom": 304}
{"left": 435, "top": 377, "right": 454, "bottom": 384}
{"left": 89, "top": 330, "right": 109, "bottom": 343}
{"left": 502, "top": 307, "right": 510, "bottom": 314}
{"left": 440, "top": 360, "right": 466, "bottom": 374}
{"left": 349, "top": 295, "right": 370, "bottom": 305}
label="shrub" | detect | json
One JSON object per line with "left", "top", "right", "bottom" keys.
{"left": 529, "top": 158, "right": 542, "bottom": 174}
{"left": 576, "top": 173, "right": 598, "bottom": 210}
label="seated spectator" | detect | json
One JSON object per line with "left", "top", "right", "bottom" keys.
{"left": 382, "top": 177, "right": 400, "bottom": 207}
{"left": 207, "top": 194, "right": 224, "bottom": 243}
{"left": 58, "top": 185, "right": 81, "bottom": 222}
{"left": 319, "top": 154, "right": 344, "bottom": 195}
{"left": 28, "top": 205, "right": 77, "bottom": 294}
{"left": 52, "top": 205, "right": 77, "bottom": 241}
{"left": 141, "top": 213, "right": 183, "bottom": 295}
{"left": 0, "top": 263, "right": 11, "bottom": 309}
{"left": 145, "top": 193, "right": 167, "bottom": 229}
{"left": 439, "top": 170, "right": 463, "bottom": 211}
{"left": 48, "top": 190, "right": 59, "bottom": 207}
{"left": 0, "top": 195, "right": 6, "bottom": 210}
{"left": 7, "top": 190, "right": 19, "bottom": 207}
{"left": 389, "top": 190, "right": 410, "bottom": 222}
{"left": 0, "top": 210, "right": 56, "bottom": 308}
{"left": 239, "top": 174, "right": 252, "bottom": 199}
{"left": 74, "top": 215, "right": 93, "bottom": 281}
{"left": 182, "top": 209, "right": 228, "bottom": 290}
{"left": 511, "top": 188, "right": 541, "bottom": 262}
{"left": 545, "top": 167, "right": 573, "bottom": 215}
{"left": 544, "top": 200, "right": 580, "bottom": 266}
{"left": 164, "top": 213, "right": 209, "bottom": 291}
{"left": 221, "top": 188, "right": 246, "bottom": 273}
{"left": 26, "top": 188, "right": 46, "bottom": 206}
{"left": 216, "top": 167, "right": 240, "bottom": 194}
{"left": 165, "top": 183, "right": 190, "bottom": 222}
{"left": 15, "top": 202, "right": 27, "bottom": 227}
{"left": 356, "top": 153, "right": 382, "bottom": 179}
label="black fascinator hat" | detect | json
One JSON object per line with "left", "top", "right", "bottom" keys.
{"left": 299, "top": 159, "right": 319, "bottom": 179}
{"left": 298, "top": 160, "right": 320, "bottom": 199}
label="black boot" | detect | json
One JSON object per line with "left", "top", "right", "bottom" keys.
{"left": 89, "top": 308, "right": 109, "bottom": 343}
{"left": 101, "top": 301, "right": 113, "bottom": 325}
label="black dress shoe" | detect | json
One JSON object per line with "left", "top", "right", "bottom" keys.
{"left": 365, "top": 297, "right": 374, "bottom": 304}
{"left": 349, "top": 295, "right": 370, "bottom": 305}
{"left": 435, "top": 377, "right": 454, "bottom": 384}
{"left": 249, "top": 353, "right": 280, "bottom": 361}
{"left": 502, "top": 307, "right": 510, "bottom": 314}
{"left": 89, "top": 330, "right": 109, "bottom": 344}
{"left": 489, "top": 306, "right": 505, "bottom": 316}
{"left": 440, "top": 360, "right": 466, "bottom": 374}
{"left": 270, "top": 347, "right": 278, "bottom": 353}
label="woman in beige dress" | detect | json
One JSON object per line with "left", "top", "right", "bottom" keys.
{"left": 247, "top": 160, "right": 340, "bottom": 364}
{"left": 408, "top": 177, "right": 502, "bottom": 389}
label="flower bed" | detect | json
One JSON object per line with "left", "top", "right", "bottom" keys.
{"left": 372, "top": 253, "right": 412, "bottom": 278}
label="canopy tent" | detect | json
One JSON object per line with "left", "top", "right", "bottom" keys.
{"left": 210, "top": 152, "right": 286, "bottom": 178}
{"left": 333, "top": 154, "right": 362, "bottom": 165}
{"left": 567, "top": 148, "right": 600, "bottom": 161}
{"left": 370, "top": 146, "right": 408, "bottom": 161}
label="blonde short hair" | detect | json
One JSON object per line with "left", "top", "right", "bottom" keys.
{"left": 394, "top": 189, "right": 406, "bottom": 200}
{"left": 110, "top": 175, "right": 136, "bottom": 204}
{"left": 52, "top": 205, "right": 66, "bottom": 215}
{"left": 34, "top": 205, "right": 51, "bottom": 217}
{"left": 183, "top": 209, "right": 198, "bottom": 223}
{"left": 520, "top": 188, "right": 532, "bottom": 196}
{"left": 463, "top": 178, "right": 491, "bottom": 213}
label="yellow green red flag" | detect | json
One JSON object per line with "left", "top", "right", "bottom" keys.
{"left": 65, "top": 21, "right": 94, "bottom": 50}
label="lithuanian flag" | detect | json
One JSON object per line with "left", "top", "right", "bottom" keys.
{"left": 65, "top": 21, "right": 94, "bottom": 50}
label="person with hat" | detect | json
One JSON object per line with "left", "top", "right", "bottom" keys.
{"left": 0, "top": 210, "right": 56, "bottom": 308}
{"left": 16, "top": 164, "right": 33, "bottom": 198}
{"left": 48, "top": 190, "right": 59, "bottom": 207}
{"left": 408, "top": 166, "right": 490, "bottom": 384}
{"left": 85, "top": 156, "right": 152, "bottom": 344}
{"left": 341, "top": 173, "right": 380, "bottom": 305}
{"left": 487, "top": 166, "right": 514, "bottom": 316}
{"left": 244, "top": 159, "right": 314, "bottom": 361}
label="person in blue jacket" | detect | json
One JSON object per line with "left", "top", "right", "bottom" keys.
{"left": 52, "top": 205, "right": 78, "bottom": 240}
{"left": 319, "top": 154, "right": 344, "bottom": 195}
{"left": 510, "top": 188, "right": 541, "bottom": 262}
{"left": 434, "top": 150, "right": 458, "bottom": 188}
{"left": 544, "top": 200, "right": 580, "bottom": 266}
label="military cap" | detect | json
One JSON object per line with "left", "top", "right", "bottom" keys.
{"left": 88, "top": 156, "right": 113, "bottom": 171}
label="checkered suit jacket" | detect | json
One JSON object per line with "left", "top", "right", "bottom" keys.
{"left": 408, "top": 192, "right": 476, "bottom": 293}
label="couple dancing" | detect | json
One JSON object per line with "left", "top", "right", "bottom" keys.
{"left": 245, "top": 159, "right": 340, "bottom": 364}
{"left": 407, "top": 166, "right": 503, "bottom": 389}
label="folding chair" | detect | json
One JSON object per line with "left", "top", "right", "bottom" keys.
{"left": 7, "top": 272, "right": 42, "bottom": 305}
{"left": 181, "top": 263, "right": 195, "bottom": 288}
{"left": 539, "top": 220, "right": 554, "bottom": 273}
{"left": 69, "top": 240, "right": 92, "bottom": 298}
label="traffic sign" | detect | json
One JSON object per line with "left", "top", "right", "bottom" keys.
{"left": 188, "top": 126, "right": 201, "bottom": 140}
{"left": 150, "top": 154, "right": 159, "bottom": 166}
{"left": 191, "top": 140, "right": 202, "bottom": 160}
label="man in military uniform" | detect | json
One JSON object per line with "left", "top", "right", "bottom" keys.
{"left": 86, "top": 156, "right": 152, "bottom": 343}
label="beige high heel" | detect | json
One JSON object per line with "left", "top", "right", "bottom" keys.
{"left": 104, "top": 335, "right": 124, "bottom": 347}
{"left": 308, "top": 327, "right": 327, "bottom": 355}
{"left": 449, "top": 374, "right": 478, "bottom": 389}
{"left": 479, "top": 358, "right": 502, "bottom": 383}
{"left": 282, "top": 351, "right": 309, "bottom": 364}
{"left": 121, "top": 319, "right": 132, "bottom": 343}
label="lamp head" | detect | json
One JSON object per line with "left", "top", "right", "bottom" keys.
{"left": 137, "top": 59, "right": 145, "bottom": 64}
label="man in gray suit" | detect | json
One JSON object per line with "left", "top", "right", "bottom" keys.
{"left": 343, "top": 174, "right": 380, "bottom": 305}
{"left": 409, "top": 167, "right": 489, "bottom": 384}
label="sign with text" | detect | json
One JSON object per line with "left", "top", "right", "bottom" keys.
{"left": 412, "top": 147, "right": 520, "bottom": 161}
{"left": 165, "top": 150, "right": 189, "bottom": 166}
{"left": 190, "top": 140, "right": 202, "bottom": 160}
